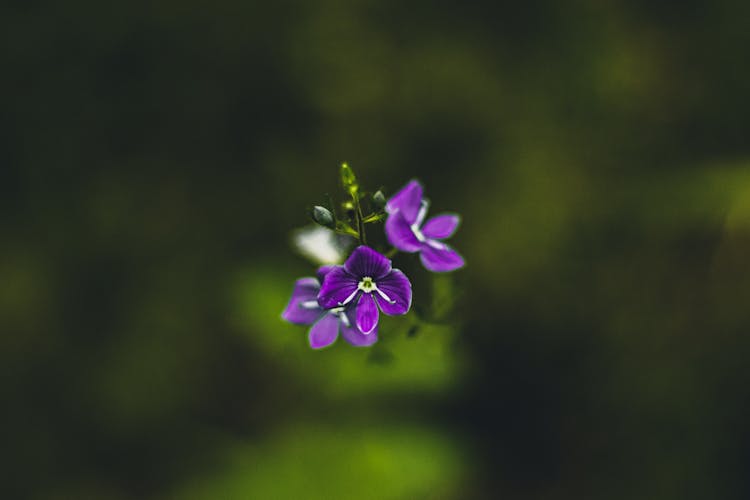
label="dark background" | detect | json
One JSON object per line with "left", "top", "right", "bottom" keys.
{"left": 4, "top": 1, "right": 750, "bottom": 498}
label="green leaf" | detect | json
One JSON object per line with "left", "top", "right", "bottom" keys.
{"left": 362, "top": 212, "right": 386, "bottom": 224}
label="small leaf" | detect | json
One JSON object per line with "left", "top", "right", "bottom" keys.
{"left": 362, "top": 213, "right": 386, "bottom": 224}
{"left": 334, "top": 221, "right": 359, "bottom": 238}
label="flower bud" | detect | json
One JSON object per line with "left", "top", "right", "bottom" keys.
{"left": 311, "top": 205, "right": 335, "bottom": 228}
{"left": 341, "top": 200, "right": 355, "bottom": 219}
{"left": 372, "top": 190, "right": 386, "bottom": 209}
{"left": 340, "top": 162, "right": 358, "bottom": 195}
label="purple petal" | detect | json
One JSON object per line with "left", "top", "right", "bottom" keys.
{"left": 385, "top": 211, "right": 422, "bottom": 253}
{"left": 344, "top": 246, "right": 392, "bottom": 279}
{"left": 281, "top": 278, "right": 322, "bottom": 324}
{"left": 340, "top": 310, "right": 378, "bottom": 346}
{"left": 421, "top": 214, "right": 460, "bottom": 240}
{"left": 356, "top": 292, "right": 379, "bottom": 334}
{"left": 385, "top": 180, "right": 423, "bottom": 224}
{"left": 318, "top": 267, "right": 359, "bottom": 309}
{"left": 420, "top": 242, "right": 465, "bottom": 272}
{"left": 308, "top": 314, "right": 339, "bottom": 349}
{"left": 374, "top": 269, "right": 412, "bottom": 316}
{"left": 316, "top": 265, "right": 336, "bottom": 283}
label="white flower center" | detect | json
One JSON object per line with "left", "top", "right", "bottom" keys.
{"left": 358, "top": 276, "right": 375, "bottom": 293}
{"left": 339, "top": 276, "right": 397, "bottom": 306}
{"left": 356, "top": 276, "right": 396, "bottom": 304}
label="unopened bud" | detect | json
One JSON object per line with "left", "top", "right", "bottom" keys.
{"left": 372, "top": 190, "right": 386, "bottom": 209}
{"left": 341, "top": 200, "right": 355, "bottom": 219}
{"left": 312, "top": 206, "right": 334, "bottom": 228}
{"left": 340, "top": 162, "right": 359, "bottom": 195}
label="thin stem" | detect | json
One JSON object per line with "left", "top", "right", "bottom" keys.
{"left": 353, "top": 192, "right": 367, "bottom": 245}
{"left": 385, "top": 247, "right": 398, "bottom": 258}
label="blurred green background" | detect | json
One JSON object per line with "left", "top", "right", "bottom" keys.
{"left": 4, "top": 0, "right": 750, "bottom": 498}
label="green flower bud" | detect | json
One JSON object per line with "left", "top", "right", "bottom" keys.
{"left": 340, "top": 162, "right": 358, "bottom": 195}
{"left": 372, "top": 190, "right": 386, "bottom": 209}
{"left": 341, "top": 200, "right": 355, "bottom": 219}
{"left": 311, "top": 205, "right": 335, "bottom": 228}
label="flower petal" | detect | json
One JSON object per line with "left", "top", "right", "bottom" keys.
{"left": 318, "top": 267, "right": 359, "bottom": 309}
{"left": 356, "top": 292, "right": 379, "bottom": 334}
{"left": 316, "top": 265, "right": 336, "bottom": 283}
{"left": 281, "top": 277, "right": 322, "bottom": 324}
{"left": 344, "top": 245, "right": 392, "bottom": 279}
{"left": 308, "top": 314, "right": 339, "bottom": 349}
{"left": 421, "top": 214, "right": 460, "bottom": 240}
{"left": 340, "top": 310, "right": 378, "bottom": 346}
{"left": 420, "top": 242, "right": 465, "bottom": 272}
{"left": 385, "top": 180, "right": 423, "bottom": 224}
{"left": 385, "top": 211, "right": 422, "bottom": 252}
{"left": 374, "top": 269, "right": 412, "bottom": 316}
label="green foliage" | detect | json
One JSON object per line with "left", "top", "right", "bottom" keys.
{"left": 174, "top": 425, "right": 463, "bottom": 500}
{"left": 7, "top": 1, "right": 750, "bottom": 498}
{"left": 231, "top": 265, "right": 462, "bottom": 396}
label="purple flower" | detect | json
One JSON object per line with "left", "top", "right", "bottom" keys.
{"left": 282, "top": 266, "right": 377, "bottom": 348}
{"left": 385, "top": 180, "right": 465, "bottom": 272}
{"left": 318, "top": 246, "right": 412, "bottom": 335}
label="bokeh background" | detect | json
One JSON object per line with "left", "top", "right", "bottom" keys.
{"left": 4, "top": 1, "right": 750, "bottom": 498}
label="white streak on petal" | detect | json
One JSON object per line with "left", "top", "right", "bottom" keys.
{"left": 373, "top": 284, "right": 396, "bottom": 304}
{"left": 339, "top": 288, "right": 360, "bottom": 306}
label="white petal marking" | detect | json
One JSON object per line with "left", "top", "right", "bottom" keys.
{"left": 373, "top": 284, "right": 396, "bottom": 304}
{"left": 339, "top": 288, "right": 360, "bottom": 306}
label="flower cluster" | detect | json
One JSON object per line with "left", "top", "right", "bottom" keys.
{"left": 282, "top": 165, "right": 464, "bottom": 349}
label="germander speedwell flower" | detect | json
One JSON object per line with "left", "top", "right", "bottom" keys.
{"left": 385, "top": 180, "right": 465, "bottom": 272}
{"left": 282, "top": 266, "right": 377, "bottom": 348}
{"left": 318, "top": 246, "right": 412, "bottom": 335}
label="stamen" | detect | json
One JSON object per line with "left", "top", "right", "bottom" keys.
{"left": 426, "top": 239, "right": 446, "bottom": 250}
{"left": 415, "top": 199, "right": 429, "bottom": 227}
{"left": 411, "top": 200, "right": 430, "bottom": 242}
{"left": 328, "top": 306, "right": 351, "bottom": 327}
{"left": 300, "top": 300, "right": 320, "bottom": 309}
{"left": 356, "top": 276, "right": 395, "bottom": 304}
{"left": 411, "top": 223, "right": 426, "bottom": 242}
{"left": 374, "top": 286, "right": 396, "bottom": 304}
{"left": 338, "top": 310, "right": 351, "bottom": 327}
{"left": 339, "top": 288, "right": 360, "bottom": 306}
{"left": 358, "top": 277, "right": 376, "bottom": 293}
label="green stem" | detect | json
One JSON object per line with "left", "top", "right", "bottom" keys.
{"left": 385, "top": 247, "right": 398, "bottom": 258}
{"left": 353, "top": 192, "right": 367, "bottom": 245}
